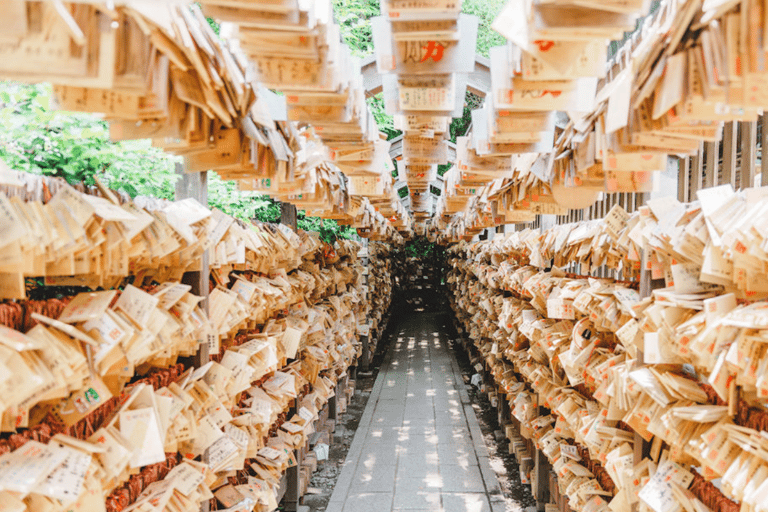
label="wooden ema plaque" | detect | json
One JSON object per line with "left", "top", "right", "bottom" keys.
{"left": 382, "top": 73, "right": 467, "bottom": 117}
{"left": 402, "top": 136, "right": 448, "bottom": 164}
{"left": 372, "top": 14, "right": 477, "bottom": 75}
{"left": 0, "top": 4, "right": 117, "bottom": 88}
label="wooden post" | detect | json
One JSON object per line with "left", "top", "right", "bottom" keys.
{"left": 742, "top": 121, "right": 757, "bottom": 189}
{"left": 761, "top": 115, "right": 768, "bottom": 186}
{"left": 285, "top": 398, "right": 303, "bottom": 512}
{"left": 635, "top": 191, "right": 645, "bottom": 209}
{"left": 691, "top": 143, "right": 703, "bottom": 199}
{"left": 704, "top": 141, "right": 719, "bottom": 188}
{"left": 678, "top": 157, "right": 690, "bottom": 202}
{"left": 281, "top": 202, "right": 298, "bottom": 231}
{"left": 533, "top": 406, "right": 551, "bottom": 511}
{"left": 175, "top": 163, "right": 210, "bottom": 512}
{"left": 723, "top": 122, "right": 738, "bottom": 188}
{"left": 175, "top": 164, "right": 210, "bottom": 365}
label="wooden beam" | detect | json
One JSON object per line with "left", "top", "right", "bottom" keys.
{"left": 691, "top": 143, "right": 703, "bottom": 198}
{"left": 280, "top": 202, "right": 298, "bottom": 231}
{"left": 678, "top": 157, "right": 689, "bottom": 202}
{"left": 704, "top": 141, "right": 719, "bottom": 188}
{"left": 742, "top": 121, "right": 757, "bottom": 189}
{"left": 762, "top": 115, "right": 768, "bottom": 186}
{"left": 175, "top": 164, "right": 210, "bottom": 512}
{"left": 723, "top": 121, "right": 738, "bottom": 188}
{"left": 175, "top": 164, "right": 210, "bottom": 338}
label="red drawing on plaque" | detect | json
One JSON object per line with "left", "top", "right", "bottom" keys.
{"left": 420, "top": 41, "right": 445, "bottom": 62}
{"left": 534, "top": 40, "right": 555, "bottom": 52}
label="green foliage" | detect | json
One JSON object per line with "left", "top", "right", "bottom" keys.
{"left": 403, "top": 236, "right": 445, "bottom": 259}
{"left": 333, "top": 0, "right": 504, "bottom": 143}
{"left": 461, "top": 0, "right": 507, "bottom": 58}
{"left": 333, "top": 0, "right": 380, "bottom": 57}
{"left": 448, "top": 91, "right": 484, "bottom": 144}
{"left": 205, "top": 15, "right": 220, "bottom": 35}
{"left": 0, "top": 82, "right": 351, "bottom": 242}
{"left": 208, "top": 172, "right": 277, "bottom": 222}
{"left": 251, "top": 195, "right": 282, "bottom": 223}
{"left": 297, "top": 211, "right": 356, "bottom": 242}
{"left": 0, "top": 82, "right": 179, "bottom": 198}
{"left": 443, "top": 0, "right": 506, "bottom": 142}
{"left": 367, "top": 93, "right": 401, "bottom": 141}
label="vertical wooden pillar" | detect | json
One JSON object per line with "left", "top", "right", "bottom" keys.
{"left": 175, "top": 164, "right": 210, "bottom": 512}
{"left": 704, "top": 141, "right": 719, "bottom": 188}
{"left": 691, "top": 143, "right": 703, "bottom": 199}
{"left": 678, "top": 157, "right": 689, "bottom": 202}
{"left": 741, "top": 121, "right": 757, "bottom": 189}
{"left": 723, "top": 122, "right": 738, "bottom": 188}
{"left": 635, "top": 191, "right": 645, "bottom": 211}
{"left": 761, "top": 115, "right": 768, "bottom": 186}
{"left": 533, "top": 406, "right": 551, "bottom": 511}
{"left": 285, "top": 398, "right": 303, "bottom": 512}
{"left": 281, "top": 202, "right": 298, "bottom": 231}
{"left": 175, "top": 164, "right": 210, "bottom": 363}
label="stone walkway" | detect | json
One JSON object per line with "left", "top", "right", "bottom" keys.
{"left": 326, "top": 310, "right": 506, "bottom": 512}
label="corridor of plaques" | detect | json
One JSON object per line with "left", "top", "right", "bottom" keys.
{"left": 326, "top": 297, "right": 523, "bottom": 512}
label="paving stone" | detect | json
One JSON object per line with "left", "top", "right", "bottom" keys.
{"left": 359, "top": 440, "right": 402, "bottom": 464}
{"left": 437, "top": 443, "right": 478, "bottom": 467}
{"left": 439, "top": 464, "right": 486, "bottom": 493}
{"left": 398, "top": 448, "right": 440, "bottom": 467}
{"left": 401, "top": 418, "right": 437, "bottom": 429}
{"left": 341, "top": 492, "right": 394, "bottom": 512}
{"left": 477, "top": 456, "right": 502, "bottom": 495}
{"left": 324, "top": 501, "right": 344, "bottom": 512}
{"left": 398, "top": 433, "right": 440, "bottom": 447}
{"left": 326, "top": 310, "right": 507, "bottom": 512}
{"left": 394, "top": 469, "right": 443, "bottom": 490}
{"left": 397, "top": 454, "right": 440, "bottom": 475}
{"left": 441, "top": 492, "right": 492, "bottom": 512}
{"left": 348, "top": 461, "right": 397, "bottom": 493}
{"left": 393, "top": 488, "right": 442, "bottom": 509}
{"left": 434, "top": 425, "right": 471, "bottom": 441}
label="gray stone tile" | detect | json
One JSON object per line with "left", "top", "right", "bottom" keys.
{"left": 405, "top": 396, "right": 435, "bottom": 407}
{"left": 348, "top": 461, "right": 397, "bottom": 493}
{"left": 366, "top": 426, "right": 407, "bottom": 443}
{"left": 325, "top": 501, "right": 344, "bottom": 512}
{"left": 404, "top": 408, "right": 436, "bottom": 421}
{"left": 397, "top": 424, "right": 437, "bottom": 436}
{"left": 393, "top": 488, "right": 442, "bottom": 509}
{"left": 361, "top": 437, "right": 404, "bottom": 456}
{"left": 476, "top": 456, "right": 502, "bottom": 494}
{"left": 441, "top": 492, "right": 491, "bottom": 512}
{"left": 401, "top": 418, "right": 437, "bottom": 429}
{"left": 379, "top": 391, "right": 409, "bottom": 401}
{"left": 437, "top": 443, "right": 478, "bottom": 467}
{"left": 434, "top": 426, "right": 471, "bottom": 441}
{"left": 397, "top": 455, "right": 440, "bottom": 476}
{"left": 398, "top": 448, "right": 439, "bottom": 467}
{"left": 433, "top": 398, "right": 462, "bottom": 409}
{"left": 329, "top": 463, "right": 356, "bottom": 502}
{"left": 341, "top": 492, "right": 394, "bottom": 512}
{"left": 434, "top": 411, "right": 467, "bottom": 426}
{"left": 326, "top": 314, "right": 511, "bottom": 512}
{"left": 358, "top": 443, "right": 399, "bottom": 469}
{"left": 398, "top": 433, "right": 440, "bottom": 448}
{"left": 371, "top": 412, "right": 405, "bottom": 426}
{"left": 394, "top": 469, "right": 443, "bottom": 490}
{"left": 439, "top": 464, "right": 486, "bottom": 493}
